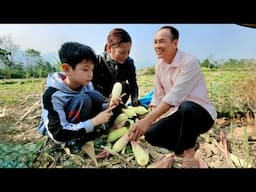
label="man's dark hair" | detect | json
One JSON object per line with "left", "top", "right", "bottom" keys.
{"left": 160, "top": 26, "right": 179, "bottom": 40}
{"left": 59, "top": 42, "right": 97, "bottom": 69}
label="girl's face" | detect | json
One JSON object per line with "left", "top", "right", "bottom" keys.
{"left": 108, "top": 42, "right": 131, "bottom": 64}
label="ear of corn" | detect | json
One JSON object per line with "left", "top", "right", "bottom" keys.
{"left": 109, "top": 82, "right": 122, "bottom": 106}
{"left": 128, "top": 119, "right": 135, "bottom": 129}
{"left": 114, "top": 113, "right": 128, "bottom": 125}
{"left": 107, "top": 126, "right": 129, "bottom": 142}
{"left": 131, "top": 141, "right": 149, "bottom": 166}
{"left": 133, "top": 106, "right": 148, "bottom": 115}
{"left": 122, "top": 107, "right": 137, "bottom": 118}
{"left": 112, "top": 134, "right": 129, "bottom": 153}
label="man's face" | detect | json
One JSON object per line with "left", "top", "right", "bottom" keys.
{"left": 154, "top": 29, "right": 177, "bottom": 60}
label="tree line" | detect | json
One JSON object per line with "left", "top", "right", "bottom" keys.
{"left": 1, "top": 34, "right": 256, "bottom": 79}
{"left": 0, "top": 35, "right": 60, "bottom": 79}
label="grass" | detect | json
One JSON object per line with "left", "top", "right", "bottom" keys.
{"left": 0, "top": 78, "right": 44, "bottom": 107}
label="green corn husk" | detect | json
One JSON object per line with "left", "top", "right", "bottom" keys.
{"left": 107, "top": 127, "right": 129, "bottom": 142}
{"left": 131, "top": 141, "right": 149, "bottom": 166}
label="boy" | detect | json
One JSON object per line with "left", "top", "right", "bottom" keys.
{"left": 38, "top": 42, "right": 120, "bottom": 147}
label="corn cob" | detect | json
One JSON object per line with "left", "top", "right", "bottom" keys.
{"left": 114, "top": 113, "right": 128, "bottom": 125}
{"left": 107, "top": 126, "right": 129, "bottom": 142}
{"left": 131, "top": 141, "right": 149, "bottom": 166}
{"left": 133, "top": 106, "right": 148, "bottom": 115}
{"left": 122, "top": 107, "right": 137, "bottom": 118}
{"left": 112, "top": 134, "right": 130, "bottom": 153}
{"left": 109, "top": 82, "right": 122, "bottom": 106}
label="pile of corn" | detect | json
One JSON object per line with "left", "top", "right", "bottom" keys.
{"left": 103, "top": 82, "right": 151, "bottom": 167}
{"left": 106, "top": 105, "right": 150, "bottom": 166}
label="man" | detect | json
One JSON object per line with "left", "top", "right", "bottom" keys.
{"left": 128, "top": 26, "right": 217, "bottom": 168}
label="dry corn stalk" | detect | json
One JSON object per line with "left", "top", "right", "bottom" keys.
{"left": 82, "top": 141, "right": 98, "bottom": 167}
{"left": 229, "top": 153, "right": 252, "bottom": 168}
{"left": 147, "top": 153, "right": 175, "bottom": 168}
{"left": 102, "top": 146, "right": 135, "bottom": 168}
{"left": 0, "top": 106, "right": 6, "bottom": 117}
{"left": 194, "top": 150, "right": 208, "bottom": 168}
{"left": 212, "top": 138, "right": 235, "bottom": 168}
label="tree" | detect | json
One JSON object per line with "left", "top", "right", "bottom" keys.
{"left": 0, "top": 47, "right": 12, "bottom": 78}
{"left": 0, "top": 35, "right": 19, "bottom": 65}
{"left": 0, "top": 35, "right": 20, "bottom": 78}
{"left": 25, "top": 49, "right": 42, "bottom": 78}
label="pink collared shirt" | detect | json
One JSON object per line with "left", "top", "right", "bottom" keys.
{"left": 150, "top": 50, "right": 217, "bottom": 120}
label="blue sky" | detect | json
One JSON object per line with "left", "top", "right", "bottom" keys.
{"left": 0, "top": 24, "right": 255, "bottom": 69}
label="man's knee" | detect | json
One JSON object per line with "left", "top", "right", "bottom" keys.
{"left": 144, "top": 128, "right": 156, "bottom": 145}
{"left": 178, "top": 101, "right": 196, "bottom": 113}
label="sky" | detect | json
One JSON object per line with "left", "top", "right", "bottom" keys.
{"left": 0, "top": 24, "right": 256, "bottom": 69}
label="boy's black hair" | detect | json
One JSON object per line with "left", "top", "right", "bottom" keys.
{"left": 59, "top": 42, "right": 97, "bottom": 69}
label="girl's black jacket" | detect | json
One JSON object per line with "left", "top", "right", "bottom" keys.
{"left": 92, "top": 52, "right": 139, "bottom": 103}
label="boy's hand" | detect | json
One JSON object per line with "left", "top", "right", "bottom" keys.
{"left": 109, "top": 93, "right": 126, "bottom": 108}
{"left": 92, "top": 105, "right": 116, "bottom": 127}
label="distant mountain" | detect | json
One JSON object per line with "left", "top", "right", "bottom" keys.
{"left": 11, "top": 50, "right": 59, "bottom": 66}
{"left": 42, "top": 52, "right": 59, "bottom": 65}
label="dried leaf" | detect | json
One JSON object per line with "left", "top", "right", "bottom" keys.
{"left": 82, "top": 141, "right": 98, "bottom": 167}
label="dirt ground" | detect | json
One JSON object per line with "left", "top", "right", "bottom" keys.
{"left": 1, "top": 93, "right": 256, "bottom": 168}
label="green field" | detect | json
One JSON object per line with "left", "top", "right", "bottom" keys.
{"left": 0, "top": 68, "right": 256, "bottom": 168}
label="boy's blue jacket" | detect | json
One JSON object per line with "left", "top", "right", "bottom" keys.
{"left": 38, "top": 72, "right": 106, "bottom": 143}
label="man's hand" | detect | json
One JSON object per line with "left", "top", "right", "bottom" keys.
{"left": 92, "top": 105, "right": 115, "bottom": 126}
{"left": 128, "top": 118, "right": 150, "bottom": 141}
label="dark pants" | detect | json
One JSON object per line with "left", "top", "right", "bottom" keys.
{"left": 145, "top": 101, "right": 214, "bottom": 154}
{"left": 66, "top": 91, "right": 105, "bottom": 122}
{"left": 65, "top": 91, "right": 106, "bottom": 145}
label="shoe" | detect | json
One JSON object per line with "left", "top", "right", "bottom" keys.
{"left": 65, "top": 139, "right": 87, "bottom": 153}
